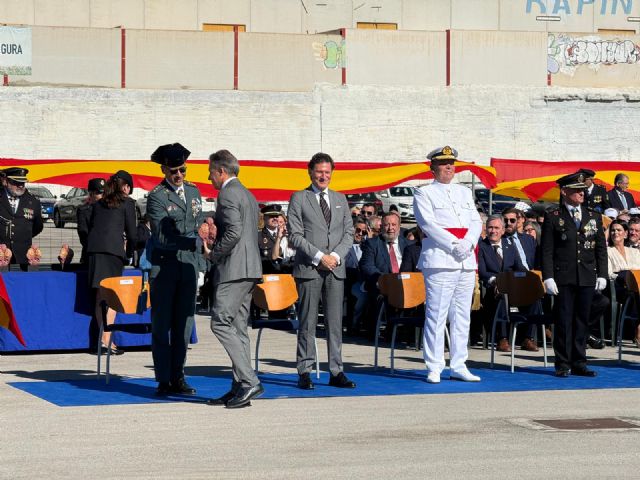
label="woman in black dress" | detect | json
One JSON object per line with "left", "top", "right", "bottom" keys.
{"left": 87, "top": 170, "right": 137, "bottom": 353}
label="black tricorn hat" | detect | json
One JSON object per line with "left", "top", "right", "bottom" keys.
{"left": 151, "top": 143, "right": 191, "bottom": 168}
{"left": 87, "top": 178, "right": 106, "bottom": 193}
{"left": 261, "top": 204, "right": 282, "bottom": 216}
{"left": 3, "top": 167, "right": 29, "bottom": 183}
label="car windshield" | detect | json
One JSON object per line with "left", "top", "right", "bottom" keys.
{"left": 389, "top": 187, "right": 413, "bottom": 197}
{"left": 28, "top": 186, "right": 55, "bottom": 198}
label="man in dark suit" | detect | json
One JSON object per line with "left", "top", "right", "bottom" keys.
{"left": 542, "top": 171, "right": 608, "bottom": 377}
{"left": 205, "top": 149, "right": 264, "bottom": 409}
{"left": 147, "top": 143, "right": 205, "bottom": 396}
{"left": 0, "top": 168, "right": 44, "bottom": 271}
{"left": 400, "top": 228, "right": 423, "bottom": 273}
{"left": 288, "top": 152, "right": 355, "bottom": 390}
{"left": 578, "top": 168, "right": 610, "bottom": 213}
{"left": 607, "top": 172, "right": 636, "bottom": 212}
{"left": 478, "top": 214, "right": 526, "bottom": 352}
{"left": 344, "top": 216, "right": 367, "bottom": 334}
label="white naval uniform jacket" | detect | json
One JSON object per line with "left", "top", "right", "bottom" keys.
{"left": 413, "top": 181, "right": 482, "bottom": 271}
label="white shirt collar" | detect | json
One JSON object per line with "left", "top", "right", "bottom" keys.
{"left": 222, "top": 176, "right": 236, "bottom": 189}
{"left": 311, "top": 184, "right": 328, "bottom": 195}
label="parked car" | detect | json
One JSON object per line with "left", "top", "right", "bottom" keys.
{"left": 474, "top": 188, "right": 521, "bottom": 214}
{"left": 375, "top": 186, "right": 415, "bottom": 222}
{"left": 26, "top": 184, "right": 57, "bottom": 222}
{"left": 345, "top": 192, "right": 383, "bottom": 213}
{"left": 53, "top": 187, "right": 88, "bottom": 228}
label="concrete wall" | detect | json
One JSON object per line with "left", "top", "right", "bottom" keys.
{"left": 451, "top": 30, "right": 548, "bottom": 86}
{"left": 2, "top": 0, "right": 640, "bottom": 33}
{"left": 238, "top": 33, "right": 341, "bottom": 91}
{"left": 126, "top": 29, "right": 234, "bottom": 89}
{"left": 347, "top": 29, "right": 446, "bottom": 86}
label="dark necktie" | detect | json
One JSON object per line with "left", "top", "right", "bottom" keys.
{"left": 493, "top": 244, "right": 503, "bottom": 268}
{"left": 388, "top": 242, "right": 399, "bottom": 273}
{"left": 319, "top": 191, "right": 331, "bottom": 226}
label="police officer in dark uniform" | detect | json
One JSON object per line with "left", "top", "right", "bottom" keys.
{"left": 76, "top": 178, "right": 106, "bottom": 265}
{"left": 541, "top": 171, "right": 608, "bottom": 378}
{"left": 258, "top": 204, "right": 282, "bottom": 274}
{"left": 147, "top": 143, "right": 205, "bottom": 396}
{"left": 0, "top": 168, "right": 44, "bottom": 271}
{"left": 579, "top": 168, "right": 610, "bottom": 213}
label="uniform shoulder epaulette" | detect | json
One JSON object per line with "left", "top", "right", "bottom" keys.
{"left": 150, "top": 184, "right": 164, "bottom": 194}
{"left": 183, "top": 180, "right": 196, "bottom": 187}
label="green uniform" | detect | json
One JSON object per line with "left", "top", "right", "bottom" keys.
{"left": 147, "top": 179, "right": 204, "bottom": 384}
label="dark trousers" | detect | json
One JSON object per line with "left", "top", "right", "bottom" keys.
{"left": 553, "top": 284, "right": 593, "bottom": 371}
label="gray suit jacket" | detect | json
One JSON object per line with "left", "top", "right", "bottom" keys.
{"left": 210, "top": 177, "right": 262, "bottom": 283}
{"left": 288, "top": 186, "right": 354, "bottom": 280}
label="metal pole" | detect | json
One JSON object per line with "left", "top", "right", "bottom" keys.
{"left": 489, "top": 190, "right": 493, "bottom": 215}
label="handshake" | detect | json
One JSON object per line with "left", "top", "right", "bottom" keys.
{"left": 198, "top": 218, "right": 217, "bottom": 254}
{"left": 451, "top": 239, "right": 473, "bottom": 262}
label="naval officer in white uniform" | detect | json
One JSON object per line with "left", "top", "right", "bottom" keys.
{"left": 413, "top": 146, "right": 483, "bottom": 384}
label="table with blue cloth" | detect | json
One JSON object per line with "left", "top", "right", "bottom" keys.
{"left": 0, "top": 269, "right": 197, "bottom": 352}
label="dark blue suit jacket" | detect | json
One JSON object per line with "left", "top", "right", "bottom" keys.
{"left": 359, "top": 235, "right": 411, "bottom": 290}
{"left": 607, "top": 187, "right": 636, "bottom": 211}
{"left": 478, "top": 236, "right": 525, "bottom": 287}
{"left": 507, "top": 232, "right": 538, "bottom": 270}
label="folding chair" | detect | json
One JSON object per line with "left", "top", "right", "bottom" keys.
{"left": 251, "top": 274, "right": 319, "bottom": 378}
{"left": 97, "top": 275, "right": 152, "bottom": 383}
{"left": 494, "top": 270, "right": 554, "bottom": 372}
{"left": 617, "top": 270, "right": 640, "bottom": 362}
{"left": 374, "top": 272, "right": 427, "bottom": 374}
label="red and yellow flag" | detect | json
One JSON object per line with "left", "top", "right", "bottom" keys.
{"left": 0, "top": 275, "right": 25, "bottom": 346}
{"left": 491, "top": 158, "right": 640, "bottom": 203}
{"left": 0, "top": 158, "right": 496, "bottom": 201}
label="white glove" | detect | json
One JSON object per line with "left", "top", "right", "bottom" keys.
{"left": 595, "top": 277, "right": 607, "bottom": 291}
{"left": 452, "top": 239, "right": 473, "bottom": 262}
{"left": 543, "top": 278, "right": 559, "bottom": 296}
{"left": 197, "top": 271, "right": 205, "bottom": 288}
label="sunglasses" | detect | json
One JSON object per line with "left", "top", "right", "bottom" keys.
{"left": 504, "top": 218, "right": 518, "bottom": 224}
{"left": 355, "top": 227, "right": 367, "bottom": 234}
{"left": 362, "top": 210, "right": 375, "bottom": 216}
{"left": 7, "top": 179, "right": 25, "bottom": 187}
{"left": 169, "top": 167, "right": 187, "bottom": 175}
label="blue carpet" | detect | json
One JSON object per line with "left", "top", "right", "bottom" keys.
{"left": 8, "top": 364, "right": 640, "bottom": 407}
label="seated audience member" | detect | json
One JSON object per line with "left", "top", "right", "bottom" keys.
{"left": 513, "top": 202, "right": 530, "bottom": 234}
{"left": 367, "top": 215, "right": 381, "bottom": 238}
{"left": 351, "top": 206, "right": 361, "bottom": 218}
{"left": 478, "top": 215, "right": 532, "bottom": 352}
{"left": 604, "top": 207, "right": 619, "bottom": 220}
{"left": 270, "top": 212, "right": 296, "bottom": 273}
{"left": 258, "top": 204, "right": 283, "bottom": 274}
{"left": 523, "top": 220, "right": 541, "bottom": 246}
{"left": 345, "top": 217, "right": 368, "bottom": 333}
{"left": 503, "top": 207, "right": 537, "bottom": 269}
{"left": 618, "top": 212, "right": 631, "bottom": 223}
{"left": 361, "top": 202, "right": 377, "bottom": 218}
{"left": 400, "top": 228, "right": 423, "bottom": 273}
{"left": 607, "top": 173, "right": 636, "bottom": 212}
{"left": 628, "top": 218, "right": 640, "bottom": 248}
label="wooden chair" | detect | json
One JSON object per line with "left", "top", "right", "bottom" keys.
{"left": 97, "top": 275, "right": 152, "bottom": 383}
{"left": 374, "top": 272, "right": 426, "bottom": 374}
{"left": 617, "top": 270, "right": 640, "bottom": 362}
{"left": 494, "top": 270, "right": 553, "bottom": 372}
{"left": 251, "top": 274, "right": 318, "bottom": 377}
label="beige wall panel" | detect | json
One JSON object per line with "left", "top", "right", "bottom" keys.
{"left": 352, "top": 0, "right": 402, "bottom": 25}
{"left": 144, "top": 0, "right": 198, "bottom": 30}
{"left": 238, "top": 33, "right": 341, "bottom": 91}
{"left": 595, "top": 1, "right": 640, "bottom": 32}
{"left": 547, "top": 0, "right": 595, "bottom": 32}
{"left": 0, "top": 0, "right": 34, "bottom": 25}
{"left": 301, "top": 0, "right": 352, "bottom": 33}
{"left": 347, "top": 29, "right": 445, "bottom": 86}
{"left": 402, "top": 0, "right": 439, "bottom": 31}
{"left": 499, "top": 0, "right": 546, "bottom": 31}
{"left": 549, "top": 32, "right": 640, "bottom": 86}
{"left": 250, "top": 0, "right": 302, "bottom": 33}
{"left": 451, "top": 0, "right": 499, "bottom": 30}
{"left": 15, "top": 26, "right": 120, "bottom": 87}
{"left": 451, "top": 30, "right": 547, "bottom": 86}
{"left": 416, "top": 0, "right": 451, "bottom": 31}
{"left": 126, "top": 29, "right": 234, "bottom": 89}
{"left": 33, "top": 0, "right": 89, "bottom": 27}
{"left": 90, "top": 0, "right": 145, "bottom": 29}
{"left": 197, "top": 0, "right": 251, "bottom": 29}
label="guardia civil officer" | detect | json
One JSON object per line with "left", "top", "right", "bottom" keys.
{"left": 0, "top": 168, "right": 44, "bottom": 271}
{"left": 541, "top": 171, "right": 608, "bottom": 378}
{"left": 259, "top": 204, "right": 283, "bottom": 274}
{"left": 77, "top": 178, "right": 105, "bottom": 264}
{"left": 147, "top": 143, "right": 205, "bottom": 396}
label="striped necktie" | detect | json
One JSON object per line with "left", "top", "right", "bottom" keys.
{"left": 319, "top": 191, "right": 331, "bottom": 226}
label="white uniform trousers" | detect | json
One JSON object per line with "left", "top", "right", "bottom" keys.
{"left": 422, "top": 268, "right": 475, "bottom": 374}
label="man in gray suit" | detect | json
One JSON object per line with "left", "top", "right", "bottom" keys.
{"left": 203, "top": 149, "right": 264, "bottom": 409}
{"left": 288, "top": 152, "right": 356, "bottom": 390}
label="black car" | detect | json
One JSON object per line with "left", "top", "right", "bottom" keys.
{"left": 53, "top": 187, "right": 88, "bottom": 228}
{"left": 26, "top": 184, "right": 57, "bottom": 222}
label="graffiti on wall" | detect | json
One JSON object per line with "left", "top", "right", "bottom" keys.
{"left": 548, "top": 33, "right": 640, "bottom": 75}
{"left": 312, "top": 39, "right": 345, "bottom": 69}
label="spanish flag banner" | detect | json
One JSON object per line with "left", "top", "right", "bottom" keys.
{"left": 0, "top": 275, "right": 25, "bottom": 346}
{"left": 0, "top": 158, "right": 496, "bottom": 201}
{"left": 491, "top": 158, "right": 640, "bottom": 203}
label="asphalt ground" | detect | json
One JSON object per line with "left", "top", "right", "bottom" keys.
{"left": 1, "top": 312, "right": 640, "bottom": 480}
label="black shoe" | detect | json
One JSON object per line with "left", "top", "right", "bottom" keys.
{"left": 206, "top": 390, "right": 236, "bottom": 406}
{"left": 586, "top": 335, "right": 605, "bottom": 350}
{"left": 156, "top": 381, "right": 172, "bottom": 395}
{"left": 100, "top": 343, "right": 124, "bottom": 356}
{"left": 555, "top": 369, "right": 570, "bottom": 378}
{"left": 170, "top": 378, "right": 196, "bottom": 395}
{"left": 297, "top": 373, "right": 315, "bottom": 390}
{"left": 226, "top": 383, "right": 265, "bottom": 409}
{"left": 328, "top": 372, "right": 356, "bottom": 388}
{"left": 572, "top": 366, "right": 597, "bottom": 377}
